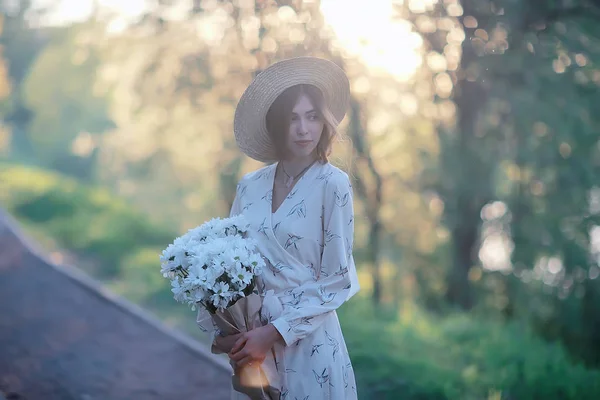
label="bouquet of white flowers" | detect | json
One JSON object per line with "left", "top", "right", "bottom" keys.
{"left": 160, "top": 215, "right": 280, "bottom": 400}
{"left": 160, "top": 215, "right": 264, "bottom": 313}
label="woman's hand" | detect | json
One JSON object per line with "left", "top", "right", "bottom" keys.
{"left": 229, "top": 324, "right": 282, "bottom": 368}
{"left": 213, "top": 332, "right": 243, "bottom": 354}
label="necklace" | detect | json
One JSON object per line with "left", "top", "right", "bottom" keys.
{"left": 280, "top": 160, "right": 316, "bottom": 188}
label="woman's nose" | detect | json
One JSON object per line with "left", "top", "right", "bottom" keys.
{"left": 298, "top": 118, "right": 308, "bottom": 135}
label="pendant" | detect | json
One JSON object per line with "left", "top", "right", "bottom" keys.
{"left": 285, "top": 176, "right": 294, "bottom": 188}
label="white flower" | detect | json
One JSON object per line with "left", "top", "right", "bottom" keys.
{"left": 171, "top": 280, "right": 188, "bottom": 303}
{"left": 189, "top": 287, "right": 208, "bottom": 303}
{"left": 159, "top": 244, "right": 184, "bottom": 270}
{"left": 173, "top": 233, "right": 195, "bottom": 249}
{"left": 207, "top": 261, "right": 226, "bottom": 280}
{"left": 206, "top": 238, "right": 229, "bottom": 257}
{"left": 214, "top": 282, "right": 229, "bottom": 295}
{"left": 212, "top": 296, "right": 230, "bottom": 310}
{"left": 230, "top": 290, "right": 246, "bottom": 302}
{"left": 160, "top": 214, "right": 260, "bottom": 311}
{"left": 211, "top": 253, "right": 228, "bottom": 269}
{"left": 220, "top": 247, "right": 239, "bottom": 266}
{"left": 185, "top": 264, "right": 210, "bottom": 287}
{"left": 230, "top": 264, "right": 253, "bottom": 288}
{"left": 188, "top": 251, "right": 210, "bottom": 271}
{"left": 246, "top": 253, "right": 266, "bottom": 274}
{"left": 210, "top": 282, "right": 232, "bottom": 309}
{"left": 227, "top": 214, "right": 250, "bottom": 234}
{"left": 165, "top": 270, "right": 177, "bottom": 280}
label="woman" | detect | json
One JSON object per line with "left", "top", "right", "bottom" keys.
{"left": 212, "top": 57, "right": 360, "bottom": 399}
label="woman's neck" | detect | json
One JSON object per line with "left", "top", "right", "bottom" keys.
{"left": 280, "top": 155, "right": 317, "bottom": 177}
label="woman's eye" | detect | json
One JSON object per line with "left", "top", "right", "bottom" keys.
{"left": 309, "top": 115, "right": 319, "bottom": 121}
{"left": 291, "top": 116, "right": 299, "bottom": 121}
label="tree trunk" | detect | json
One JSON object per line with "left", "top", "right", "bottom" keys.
{"left": 446, "top": 210, "right": 479, "bottom": 309}
{"left": 442, "top": 5, "right": 489, "bottom": 310}
{"left": 348, "top": 97, "right": 383, "bottom": 306}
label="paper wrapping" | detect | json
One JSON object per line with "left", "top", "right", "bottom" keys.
{"left": 210, "top": 293, "right": 281, "bottom": 400}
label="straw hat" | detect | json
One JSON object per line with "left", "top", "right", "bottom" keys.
{"left": 233, "top": 57, "right": 350, "bottom": 163}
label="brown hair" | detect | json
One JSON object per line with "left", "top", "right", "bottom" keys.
{"left": 265, "top": 84, "right": 339, "bottom": 163}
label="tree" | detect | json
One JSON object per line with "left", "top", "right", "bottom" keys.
{"left": 0, "top": 0, "right": 45, "bottom": 157}
{"left": 410, "top": 0, "right": 600, "bottom": 310}
{"left": 22, "top": 20, "right": 114, "bottom": 179}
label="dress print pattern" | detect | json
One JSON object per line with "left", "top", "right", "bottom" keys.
{"left": 225, "top": 161, "right": 360, "bottom": 400}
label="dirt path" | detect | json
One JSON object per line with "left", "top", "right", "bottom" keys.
{"left": 0, "top": 210, "right": 233, "bottom": 400}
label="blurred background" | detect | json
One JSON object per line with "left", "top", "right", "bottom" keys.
{"left": 0, "top": 0, "right": 599, "bottom": 398}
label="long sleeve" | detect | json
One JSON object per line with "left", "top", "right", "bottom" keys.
{"left": 270, "top": 172, "right": 360, "bottom": 346}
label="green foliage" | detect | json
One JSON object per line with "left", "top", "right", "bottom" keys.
{"left": 339, "top": 300, "right": 600, "bottom": 400}
{"left": 20, "top": 22, "right": 113, "bottom": 177}
{"left": 108, "top": 247, "right": 171, "bottom": 304}
{"left": 0, "top": 1, "right": 49, "bottom": 156}
{"left": 481, "top": 18, "right": 600, "bottom": 364}
{"left": 0, "top": 163, "right": 175, "bottom": 277}
{"left": 0, "top": 162, "right": 201, "bottom": 340}
{"left": 2, "top": 161, "right": 599, "bottom": 398}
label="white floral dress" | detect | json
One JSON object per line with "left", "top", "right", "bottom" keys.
{"left": 227, "top": 161, "right": 360, "bottom": 400}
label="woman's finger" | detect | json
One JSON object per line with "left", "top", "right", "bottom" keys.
{"left": 227, "top": 333, "right": 243, "bottom": 347}
{"left": 229, "top": 341, "right": 248, "bottom": 360}
{"left": 230, "top": 335, "right": 247, "bottom": 355}
{"left": 235, "top": 355, "right": 254, "bottom": 368}
{"left": 229, "top": 348, "right": 247, "bottom": 362}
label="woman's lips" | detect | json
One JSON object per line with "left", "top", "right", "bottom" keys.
{"left": 295, "top": 140, "right": 313, "bottom": 147}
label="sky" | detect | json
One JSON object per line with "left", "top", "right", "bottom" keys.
{"left": 31, "top": 0, "right": 148, "bottom": 25}
{"left": 29, "top": 0, "right": 423, "bottom": 81}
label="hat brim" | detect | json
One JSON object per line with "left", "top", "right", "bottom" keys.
{"left": 234, "top": 57, "right": 350, "bottom": 163}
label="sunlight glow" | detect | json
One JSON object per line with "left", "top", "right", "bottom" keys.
{"left": 591, "top": 225, "right": 600, "bottom": 269}
{"left": 320, "top": 0, "right": 423, "bottom": 81}
{"left": 479, "top": 233, "right": 513, "bottom": 271}
{"left": 35, "top": 0, "right": 424, "bottom": 79}
{"left": 479, "top": 202, "right": 512, "bottom": 271}
{"left": 31, "top": 0, "right": 147, "bottom": 28}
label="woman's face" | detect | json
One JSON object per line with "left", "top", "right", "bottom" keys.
{"left": 285, "top": 94, "right": 324, "bottom": 160}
